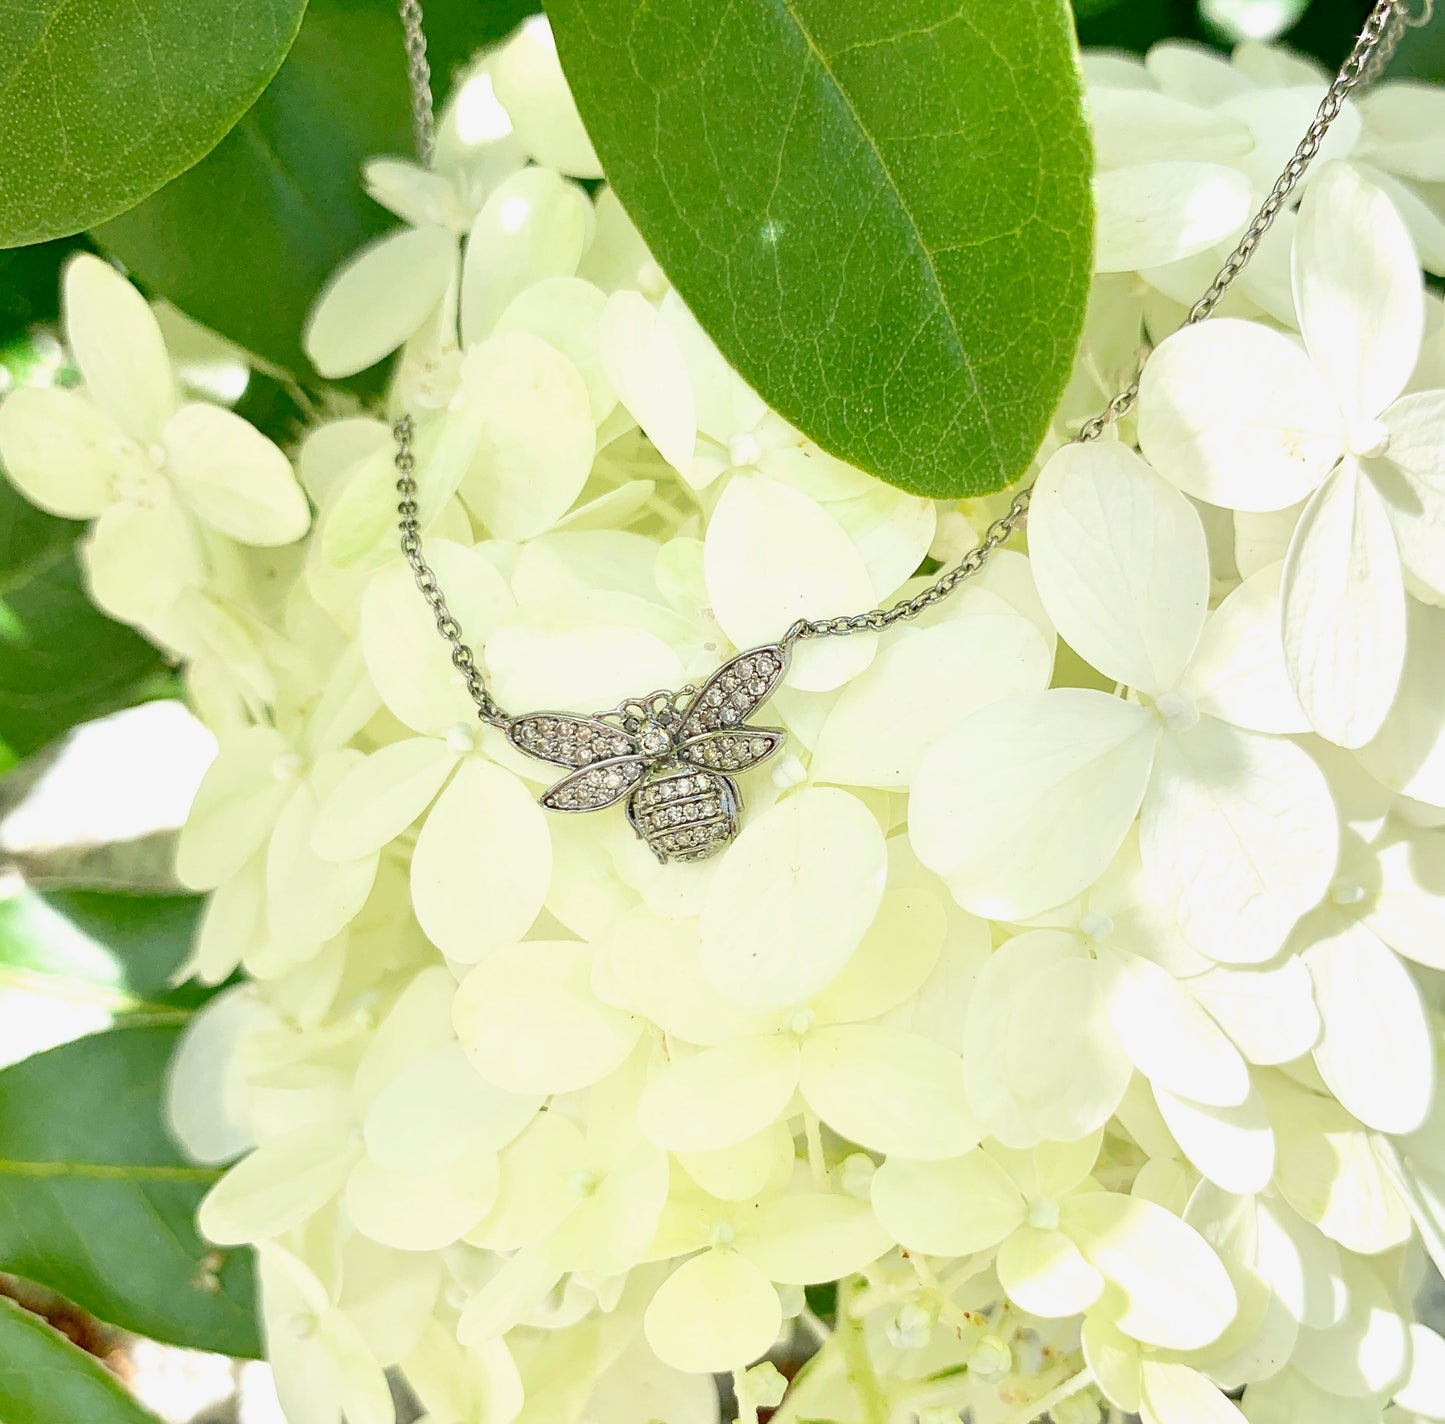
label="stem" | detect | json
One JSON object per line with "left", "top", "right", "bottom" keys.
{"left": 803, "top": 1109, "right": 827, "bottom": 1187}
{"left": 798, "top": 1307, "right": 832, "bottom": 1346}
{"left": 998, "top": 1366, "right": 1096, "bottom": 1424}
{"left": 837, "top": 1278, "right": 890, "bottom": 1424}
{"left": 733, "top": 1370, "right": 760, "bottom": 1424}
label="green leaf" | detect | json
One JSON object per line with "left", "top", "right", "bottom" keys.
{"left": 0, "top": 0, "right": 308, "bottom": 248}
{"left": 0, "top": 479, "right": 168, "bottom": 759}
{"left": 545, "top": 0, "right": 1094, "bottom": 499}
{"left": 0, "top": 1025, "right": 260, "bottom": 1358}
{"left": 0, "top": 889, "right": 211, "bottom": 1011}
{"left": 96, "top": 0, "right": 535, "bottom": 382}
{"left": 0, "top": 1294, "right": 163, "bottom": 1424}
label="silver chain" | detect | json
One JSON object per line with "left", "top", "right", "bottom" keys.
{"left": 394, "top": 415, "right": 510, "bottom": 725}
{"left": 392, "top": 0, "right": 1413, "bottom": 713}
{"left": 399, "top": 0, "right": 436, "bottom": 168}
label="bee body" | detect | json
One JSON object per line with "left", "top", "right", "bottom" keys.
{"left": 627, "top": 766, "right": 740, "bottom": 863}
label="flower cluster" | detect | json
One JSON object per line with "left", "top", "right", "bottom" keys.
{"left": 4, "top": 21, "right": 1445, "bottom": 1424}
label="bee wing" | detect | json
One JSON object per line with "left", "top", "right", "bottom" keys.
{"left": 540, "top": 756, "right": 647, "bottom": 812}
{"left": 509, "top": 714, "right": 639, "bottom": 770}
{"left": 678, "top": 728, "right": 785, "bottom": 773}
{"left": 678, "top": 644, "right": 789, "bottom": 739}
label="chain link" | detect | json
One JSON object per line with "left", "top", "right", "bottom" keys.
{"left": 394, "top": 416, "right": 510, "bottom": 725}
{"left": 399, "top": 0, "right": 436, "bottom": 167}
{"left": 393, "top": 0, "right": 1416, "bottom": 688}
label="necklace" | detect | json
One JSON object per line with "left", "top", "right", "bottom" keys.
{"left": 391, "top": 0, "right": 1409, "bottom": 865}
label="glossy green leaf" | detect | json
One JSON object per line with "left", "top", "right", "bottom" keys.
{"left": 546, "top": 0, "right": 1093, "bottom": 498}
{"left": 96, "top": 0, "right": 535, "bottom": 382}
{"left": 0, "top": 0, "right": 307, "bottom": 248}
{"left": 0, "top": 1295, "right": 162, "bottom": 1424}
{"left": 0, "top": 1026, "right": 260, "bottom": 1357}
{"left": 0, "top": 890, "right": 211, "bottom": 1010}
{"left": 0, "top": 481, "right": 169, "bottom": 759}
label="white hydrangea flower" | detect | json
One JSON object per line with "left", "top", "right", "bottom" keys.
{"left": 872, "top": 1132, "right": 1238, "bottom": 1350}
{"left": 1139, "top": 163, "right": 1444, "bottom": 747}
{"left": 640, "top": 1168, "right": 890, "bottom": 1373}
{"left": 912, "top": 440, "right": 1337, "bottom": 964}
{"left": 1146, "top": 39, "right": 1445, "bottom": 274}
{"left": 0, "top": 255, "right": 310, "bottom": 624}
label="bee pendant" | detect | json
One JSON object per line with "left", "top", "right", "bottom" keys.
{"left": 506, "top": 645, "right": 789, "bottom": 864}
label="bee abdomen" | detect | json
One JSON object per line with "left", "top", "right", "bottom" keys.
{"left": 628, "top": 768, "right": 739, "bottom": 863}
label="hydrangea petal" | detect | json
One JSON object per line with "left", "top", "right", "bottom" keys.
{"left": 965, "top": 931, "right": 1082, "bottom": 1147}
{"left": 811, "top": 605, "right": 1052, "bottom": 789}
{"left": 1281, "top": 460, "right": 1405, "bottom": 748}
{"left": 810, "top": 886, "right": 947, "bottom": 1024}
{"left": 1155, "top": 1083, "right": 1274, "bottom": 1194}
{"left": 601, "top": 909, "right": 764, "bottom": 1046}
{"left": 700, "top": 787, "right": 886, "bottom": 1012}
{"left": 1141, "top": 720, "right": 1337, "bottom": 964}
{"left": 1358, "top": 600, "right": 1445, "bottom": 806}
{"left": 311, "top": 738, "right": 457, "bottom": 862}
{"left": 495, "top": 276, "right": 614, "bottom": 422}
{"left": 1100, "top": 948, "right": 1249, "bottom": 1105}
{"left": 1291, "top": 1258, "right": 1410, "bottom": 1399}
{"left": 1004, "top": 953, "right": 1133, "bottom": 1143}
{"left": 490, "top": 18, "right": 603, "bottom": 177}
{"left": 1254, "top": 1198, "right": 1346, "bottom": 1332}
{"left": 1364, "top": 825, "right": 1445, "bottom": 971}
{"left": 740, "top": 1193, "right": 892, "bottom": 1283}
{"left": 456, "top": 333, "right": 595, "bottom": 539}
{"left": 1141, "top": 1362, "right": 1249, "bottom": 1424}
{"left": 597, "top": 289, "right": 696, "bottom": 476}
{"left": 345, "top": 1150, "right": 501, "bottom": 1252}
{"left": 174, "top": 728, "right": 287, "bottom": 884}
{"left": 1144, "top": 41, "right": 1250, "bottom": 102}
{"left": 1181, "top": 565, "right": 1308, "bottom": 735}
{"left": 266, "top": 756, "right": 379, "bottom": 947}
{"left": 363, "top": 1044, "right": 540, "bottom": 1173}
{"left": 163, "top": 403, "right": 310, "bottom": 546}
{"left": 1304, "top": 914, "right": 1433, "bottom": 1135}
{"left": 64, "top": 253, "right": 175, "bottom": 441}
{"left": 1187, "top": 959, "right": 1321, "bottom": 1066}
{"left": 704, "top": 475, "right": 877, "bottom": 692}
{"left": 996, "top": 1225, "right": 1104, "bottom": 1318}
{"left": 305, "top": 225, "right": 457, "bottom": 379}
{"left": 199, "top": 1125, "right": 358, "bottom": 1245}
{"left": 1395, "top": 1322, "right": 1445, "bottom": 1418}
{"left": 361, "top": 540, "right": 515, "bottom": 735}
{"left": 460, "top": 168, "right": 590, "bottom": 343}
{"left": 1031, "top": 441, "right": 1209, "bottom": 694}
{"left": 410, "top": 758, "right": 552, "bottom": 962}
{"left": 637, "top": 1037, "right": 801, "bottom": 1154}
{"left": 1094, "top": 162, "right": 1252, "bottom": 272}
{"left": 83, "top": 493, "right": 207, "bottom": 623}
{"left": 453, "top": 941, "right": 641, "bottom": 1094}
{"left": 1063, "top": 1191, "right": 1236, "bottom": 1350}
{"left": 1137, "top": 319, "right": 1344, "bottom": 512}
{"left": 799, "top": 1024, "right": 979, "bottom": 1161}
{"left": 1293, "top": 163, "right": 1423, "bottom": 426}
{"left": 1268, "top": 1081, "right": 1414, "bottom": 1256}
{"left": 1378, "top": 389, "right": 1445, "bottom": 597}
{"left": 870, "top": 1150, "right": 1025, "bottom": 1257}
{"left": 644, "top": 1250, "right": 781, "bottom": 1374}
{"left": 0, "top": 385, "right": 132, "bottom": 518}
{"left": 468, "top": 1112, "right": 585, "bottom": 1252}
{"left": 1089, "top": 89, "right": 1252, "bottom": 166}
{"left": 913, "top": 690, "right": 1158, "bottom": 921}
